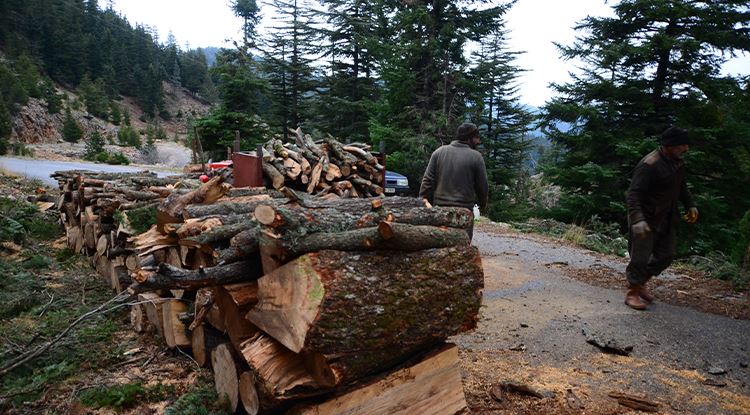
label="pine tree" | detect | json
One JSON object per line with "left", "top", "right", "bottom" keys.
{"left": 311, "top": 0, "right": 380, "bottom": 142}
{"left": 539, "top": 0, "right": 750, "bottom": 254}
{"left": 260, "top": 0, "right": 321, "bottom": 139}
{"left": 62, "top": 107, "right": 83, "bottom": 143}
{"left": 468, "top": 26, "right": 535, "bottom": 221}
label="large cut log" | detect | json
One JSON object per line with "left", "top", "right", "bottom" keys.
{"left": 246, "top": 246, "right": 483, "bottom": 386}
{"left": 237, "top": 333, "right": 322, "bottom": 412}
{"left": 131, "top": 260, "right": 263, "bottom": 291}
{"left": 288, "top": 343, "right": 467, "bottom": 415}
{"left": 182, "top": 195, "right": 281, "bottom": 219}
{"left": 215, "top": 234, "right": 262, "bottom": 265}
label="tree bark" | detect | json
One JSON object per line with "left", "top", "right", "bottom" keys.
{"left": 260, "top": 223, "right": 469, "bottom": 264}
{"left": 132, "top": 260, "right": 263, "bottom": 290}
{"left": 253, "top": 201, "right": 467, "bottom": 237}
{"left": 246, "top": 246, "right": 483, "bottom": 386}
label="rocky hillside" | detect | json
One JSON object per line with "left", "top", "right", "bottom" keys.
{"left": 9, "top": 80, "right": 212, "bottom": 166}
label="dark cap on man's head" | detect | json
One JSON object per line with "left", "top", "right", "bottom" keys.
{"left": 660, "top": 126, "right": 689, "bottom": 146}
{"left": 456, "top": 123, "right": 479, "bottom": 141}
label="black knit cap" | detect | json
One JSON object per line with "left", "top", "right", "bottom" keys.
{"left": 660, "top": 126, "right": 689, "bottom": 146}
{"left": 456, "top": 123, "right": 479, "bottom": 141}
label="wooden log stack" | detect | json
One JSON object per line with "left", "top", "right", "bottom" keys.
{"left": 54, "top": 167, "right": 483, "bottom": 415}
{"left": 257, "top": 128, "right": 387, "bottom": 198}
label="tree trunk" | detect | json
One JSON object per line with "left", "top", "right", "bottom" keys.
{"left": 260, "top": 223, "right": 469, "bottom": 264}
{"left": 254, "top": 202, "right": 470, "bottom": 236}
{"left": 246, "top": 246, "right": 483, "bottom": 386}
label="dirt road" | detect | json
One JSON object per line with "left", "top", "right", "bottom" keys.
{"left": 455, "top": 225, "right": 750, "bottom": 414}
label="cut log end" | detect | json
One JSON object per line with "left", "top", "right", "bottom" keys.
{"left": 239, "top": 372, "right": 260, "bottom": 415}
{"left": 255, "top": 205, "right": 278, "bottom": 226}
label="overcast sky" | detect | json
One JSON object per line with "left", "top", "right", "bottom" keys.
{"left": 111, "top": 0, "right": 749, "bottom": 108}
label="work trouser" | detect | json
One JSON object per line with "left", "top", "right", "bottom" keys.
{"left": 625, "top": 225, "right": 676, "bottom": 287}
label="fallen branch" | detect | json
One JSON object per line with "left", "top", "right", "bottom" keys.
{"left": 0, "top": 291, "right": 133, "bottom": 377}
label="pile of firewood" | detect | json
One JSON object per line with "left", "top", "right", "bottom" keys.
{"left": 257, "top": 128, "right": 386, "bottom": 197}
{"left": 52, "top": 170, "right": 209, "bottom": 291}
{"left": 55, "top": 170, "right": 483, "bottom": 414}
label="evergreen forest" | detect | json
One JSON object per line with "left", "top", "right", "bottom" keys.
{"left": 1, "top": 0, "right": 749, "bottom": 281}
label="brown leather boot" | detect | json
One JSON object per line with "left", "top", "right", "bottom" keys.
{"left": 625, "top": 288, "right": 647, "bottom": 310}
{"left": 638, "top": 284, "right": 655, "bottom": 303}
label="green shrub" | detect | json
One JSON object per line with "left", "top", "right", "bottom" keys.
{"left": 11, "top": 141, "right": 33, "bottom": 157}
{"left": 107, "top": 151, "right": 130, "bottom": 165}
{"left": 678, "top": 252, "right": 749, "bottom": 291}
{"left": 22, "top": 254, "right": 53, "bottom": 270}
{"left": 95, "top": 151, "right": 109, "bottom": 163}
{"left": 84, "top": 131, "right": 106, "bottom": 161}
{"left": 0, "top": 197, "right": 59, "bottom": 243}
{"left": 127, "top": 206, "right": 157, "bottom": 234}
{"left": 62, "top": 109, "right": 83, "bottom": 143}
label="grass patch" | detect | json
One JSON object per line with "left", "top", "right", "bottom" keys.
{"left": 78, "top": 381, "right": 174, "bottom": 410}
{"left": 165, "top": 377, "right": 231, "bottom": 415}
{"left": 675, "top": 252, "right": 749, "bottom": 291}
{"left": 511, "top": 216, "right": 628, "bottom": 256}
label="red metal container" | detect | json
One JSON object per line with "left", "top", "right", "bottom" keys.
{"left": 231, "top": 152, "right": 263, "bottom": 188}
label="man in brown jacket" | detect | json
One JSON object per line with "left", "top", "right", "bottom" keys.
{"left": 625, "top": 126, "right": 698, "bottom": 310}
{"left": 419, "top": 122, "right": 489, "bottom": 241}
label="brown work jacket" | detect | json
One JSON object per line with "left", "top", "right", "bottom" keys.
{"left": 626, "top": 148, "right": 695, "bottom": 233}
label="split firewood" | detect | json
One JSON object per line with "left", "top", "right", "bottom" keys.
{"left": 156, "top": 172, "right": 231, "bottom": 229}
{"left": 192, "top": 323, "right": 227, "bottom": 367}
{"left": 162, "top": 299, "right": 191, "bottom": 349}
{"left": 247, "top": 246, "right": 483, "bottom": 386}
{"left": 237, "top": 333, "right": 323, "bottom": 412}
{"left": 287, "top": 343, "right": 467, "bottom": 415}
{"left": 213, "top": 283, "right": 261, "bottom": 347}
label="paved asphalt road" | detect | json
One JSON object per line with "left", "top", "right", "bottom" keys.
{"left": 454, "top": 229, "right": 750, "bottom": 414}
{"left": 0, "top": 157, "right": 181, "bottom": 186}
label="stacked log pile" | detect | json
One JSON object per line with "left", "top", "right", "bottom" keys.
{"left": 258, "top": 128, "right": 386, "bottom": 197}
{"left": 52, "top": 170, "right": 206, "bottom": 292}
{"left": 55, "top": 169, "right": 483, "bottom": 415}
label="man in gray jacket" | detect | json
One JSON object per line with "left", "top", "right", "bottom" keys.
{"left": 419, "top": 122, "right": 489, "bottom": 241}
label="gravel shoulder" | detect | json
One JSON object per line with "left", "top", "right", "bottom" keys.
{"left": 456, "top": 223, "right": 750, "bottom": 414}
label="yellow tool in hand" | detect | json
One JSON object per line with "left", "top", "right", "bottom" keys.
{"left": 683, "top": 207, "right": 699, "bottom": 224}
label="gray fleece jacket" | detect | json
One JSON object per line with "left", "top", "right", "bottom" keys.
{"left": 419, "top": 140, "right": 489, "bottom": 211}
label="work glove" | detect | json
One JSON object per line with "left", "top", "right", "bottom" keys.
{"left": 631, "top": 221, "right": 651, "bottom": 240}
{"left": 684, "top": 207, "right": 699, "bottom": 224}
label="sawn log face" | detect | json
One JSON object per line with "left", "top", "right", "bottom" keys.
{"left": 247, "top": 245, "right": 483, "bottom": 386}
